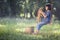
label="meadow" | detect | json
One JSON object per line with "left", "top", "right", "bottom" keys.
{"left": 0, "top": 18, "right": 60, "bottom": 40}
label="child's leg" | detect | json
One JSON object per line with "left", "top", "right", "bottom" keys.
{"left": 34, "top": 21, "right": 48, "bottom": 34}
{"left": 37, "top": 22, "right": 47, "bottom": 30}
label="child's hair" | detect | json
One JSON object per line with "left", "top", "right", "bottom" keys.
{"left": 46, "top": 4, "right": 51, "bottom": 10}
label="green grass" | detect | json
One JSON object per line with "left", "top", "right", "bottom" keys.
{"left": 0, "top": 18, "right": 60, "bottom": 40}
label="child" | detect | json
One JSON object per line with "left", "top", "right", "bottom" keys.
{"left": 34, "top": 4, "right": 52, "bottom": 34}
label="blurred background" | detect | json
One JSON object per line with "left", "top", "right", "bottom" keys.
{"left": 0, "top": 0, "right": 60, "bottom": 40}
{"left": 0, "top": 0, "right": 60, "bottom": 20}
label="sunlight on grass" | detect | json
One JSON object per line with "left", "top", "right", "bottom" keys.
{"left": 0, "top": 24, "right": 6, "bottom": 27}
{"left": 0, "top": 18, "right": 60, "bottom": 40}
{"left": 53, "top": 30, "right": 60, "bottom": 34}
{"left": 15, "top": 28, "right": 25, "bottom": 32}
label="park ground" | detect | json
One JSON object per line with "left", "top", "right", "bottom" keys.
{"left": 0, "top": 18, "right": 60, "bottom": 40}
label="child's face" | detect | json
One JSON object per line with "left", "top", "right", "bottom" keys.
{"left": 45, "top": 6, "right": 48, "bottom": 10}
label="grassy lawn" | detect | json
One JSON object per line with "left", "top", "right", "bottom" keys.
{"left": 0, "top": 18, "right": 60, "bottom": 40}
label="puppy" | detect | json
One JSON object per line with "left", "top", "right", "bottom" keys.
{"left": 37, "top": 7, "right": 44, "bottom": 23}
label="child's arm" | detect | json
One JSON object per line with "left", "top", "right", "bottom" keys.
{"left": 41, "top": 12, "right": 46, "bottom": 18}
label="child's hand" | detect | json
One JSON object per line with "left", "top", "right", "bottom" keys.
{"left": 43, "top": 15, "right": 46, "bottom": 19}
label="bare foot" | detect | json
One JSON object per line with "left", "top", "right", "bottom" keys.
{"left": 32, "top": 30, "right": 39, "bottom": 35}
